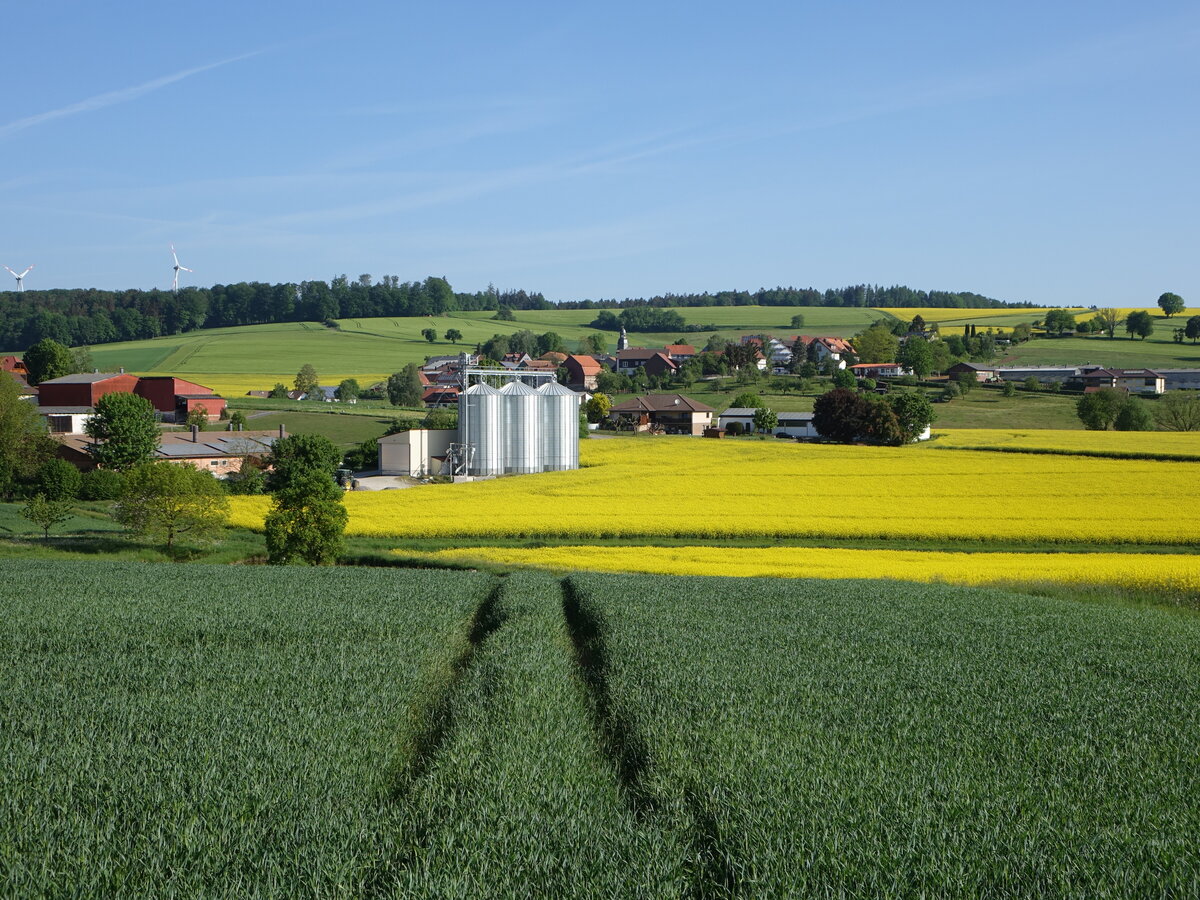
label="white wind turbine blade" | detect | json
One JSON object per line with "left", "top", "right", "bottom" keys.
{"left": 18, "top": 265, "right": 33, "bottom": 278}
{"left": 3, "top": 266, "right": 15, "bottom": 277}
{"left": 179, "top": 265, "right": 193, "bottom": 273}
{"left": 171, "top": 244, "right": 181, "bottom": 267}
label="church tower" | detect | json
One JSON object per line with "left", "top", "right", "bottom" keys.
{"left": 617, "top": 326, "right": 628, "bottom": 352}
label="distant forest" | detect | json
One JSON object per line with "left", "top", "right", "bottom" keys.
{"left": 0, "top": 274, "right": 1027, "bottom": 351}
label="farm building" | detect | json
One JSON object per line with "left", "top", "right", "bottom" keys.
{"left": 609, "top": 394, "right": 714, "bottom": 435}
{"left": 36, "top": 373, "right": 226, "bottom": 429}
{"left": 55, "top": 426, "right": 284, "bottom": 476}
{"left": 378, "top": 429, "right": 455, "bottom": 477}
{"left": 717, "top": 408, "right": 821, "bottom": 439}
{"left": 946, "top": 362, "right": 1000, "bottom": 382}
{"left": 563, "top": 354, "right": 602, "bottom": 391}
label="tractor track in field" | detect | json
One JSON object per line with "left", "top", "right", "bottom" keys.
{"left": 561, "top": 576, "right": 740, "bottom": 899}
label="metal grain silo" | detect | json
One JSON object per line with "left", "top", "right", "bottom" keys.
{"left": 461, "top": 383, "right": 503, "bottom": 475}
{"left": 538, "top": 382, "right": 580, "bottom": 471}
{"left": 499, "top": 380, "right": 541, "bottom": 473}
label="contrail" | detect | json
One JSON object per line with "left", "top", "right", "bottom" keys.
{"left": 0, "top": 50, "right": 263, "bottom": 140}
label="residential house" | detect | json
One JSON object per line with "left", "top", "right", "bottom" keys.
{"left": 850, "top": 362, "right": 910, "bottom": 379}
{"left": 423, "top": 386, "right": 460, "bottom": 408}
{"left": 608, "top": 394, "right": 714, "bottom": 435}
{"left": 794, "top": 336, "right": 853, "bottom": 369}
{"left": 663, "top": 344, "right": 697, "bottom": 361}
{"left": 1077, "top": 367, "right": 1165, "bottom": 394}
{"left": 613, "top": 348, "right": 679, "bottom": 378}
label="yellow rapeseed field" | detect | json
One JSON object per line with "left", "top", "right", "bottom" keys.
{"left": 884, "top": 307, "right": 1084, "bottom": 324}
{"left": 408, "top": 545, "right": 1200, "bottom": 595}
{"left": 228, "top": 436, "right": 1200, "bottom": 544}
{"left": 931, "top": 429, "right": 1200, "bottom": 458}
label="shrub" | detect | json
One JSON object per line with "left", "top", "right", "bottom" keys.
{"left": 79, "top": 468, "right": 125, "bottom": 501}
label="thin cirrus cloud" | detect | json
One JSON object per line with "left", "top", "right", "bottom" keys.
{"left": 0, "top": 50, "right": 264, "bottom": 141}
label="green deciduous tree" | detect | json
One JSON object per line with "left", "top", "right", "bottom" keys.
{"left": 22, "top": 494, "right": 73, "bottom": 539}
{"left": 898, "top": 338, "right": 933, "bottom": 378}
{"left": 1114, "top": 397, "right": 1155, "bottom": 431}
{"left": 582, "top": 333, "right": 607, "bottom": 355}
{"left": 752, "top": 407, "right": 778, "bottom": 433}
{"left": 584, "top": 393, "right": 612, "bottom": 423}
{"left": 0, "top": 374, "right": 56, "bottom": 499}
{"left": 267, "top": 434, "right": 343, "bottom": 493}
{"left": 731, "top": 392, "right": 764, "bottom": 409}
{"left": 1076, "top": 388, "right": 1126, "bottom": 430}
{"left": 387, "top": 364, "right": 424, "bottom": 407}
{"left": 1093, "top": 309, "right": 1121, "bottom": 338}
{"left": 1185, "top": 316, "right": 1200, "bottom": 344}
{"left": 852, "top": 325, "right": 899, "bottom": 363}
{"left": 116, "top": 461, "right": 229, "bottom": 550}
{"left": 185, "top": 404, "right": 210, "bottom": 429}
{"left": 294, "top": 363, "right": 319, "bottom": 395}
{"left": 1154, "top": 391, "right": 1200, "bottom": 431}
{"left": 1157, "top": 292, "right": 1185, "bottom": 318}
{"left": 1043, "top": 309, "right": 1077, "bottom": 336}
{"left": 229, "top": 410, "right": 248, "bottom": 429}
{"left": 335, "top": 378, "right": 360, "bottom": 402}
{"left": 264, "top": 471, "right": 347, "bottom": 566}
{"left": 85, "top": 392, "right": 160, "bottom": 472}
{"left": 445, "top": 328, "right": 463, "bottom": 344}
{"left": 269, "top": 383, "right": 290, "bottom": 399}
{"left": 888, "top": 392, "right": 935, "bottom": 442}
{"left": 35, "top": 458, "right": 81, "bottom": 500}
{"left": 790, "top": 314, "right": 805, "bottom": 329}
{"left": 23, "top": 339, "right": 74, "bottom": 385}
{"left": 1125, "top": 311, "right": 1154, "bottom": 340}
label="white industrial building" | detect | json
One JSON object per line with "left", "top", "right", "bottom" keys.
{"left": 378, "top": 368, "right": 581, "bottom": 477}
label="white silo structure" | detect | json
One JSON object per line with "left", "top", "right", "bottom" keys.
{"left": 461, "top": 382, "right": 503, "bottom": 475}
{"left": 500, "top": 380, "right": 541, "bottom": 473}
{"left": 538, "top": 382, "right": 580, "bottom": 471}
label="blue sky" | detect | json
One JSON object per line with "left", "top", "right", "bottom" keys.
{"left": 2, "top": 1, "right": 1197, "bottom": 306}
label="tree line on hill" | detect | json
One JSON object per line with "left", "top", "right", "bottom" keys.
{"left": 1, "top": 271, "right": 1022, "bottom": 351}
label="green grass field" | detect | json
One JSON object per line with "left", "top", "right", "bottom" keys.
{"left": 1001, "top": 333, "right": 1200, "bottom": 369}
{"left": 231, "top": 409, "right": 396, "bottom": 448}
{"left": 565, "top": 572, "right": 1200, "bottom": 897}
{"left": 5, "top": 561, "right": 1198, "bottom": 896}
{"left": 76, "top": 307, "right": 885, "bottom": 396}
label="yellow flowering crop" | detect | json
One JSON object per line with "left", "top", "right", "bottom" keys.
{"left": 932, "top": 429, "right": 1200, "bottom": 459}
{"left": 410, "top": 545, "right": 1200, "bottom": 595}
{"left": 228, "top": 436, "right": 1200, "bottom": 545}
{"left": 883, "top": 307, "right": 1084, "bottom": 324}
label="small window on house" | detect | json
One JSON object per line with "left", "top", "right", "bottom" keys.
{"left": 210, "top": 461, "right": 221, "bottom": 466}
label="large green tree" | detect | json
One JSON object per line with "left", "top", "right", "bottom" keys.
{"left": 852, "top": 325, "right": 899, "bottom": 363}
{"left": 0, "top": 374, "right": 56, "bottom": 498}
{"left": 266, "top": 434, "right": 343, "bottom": 492}
{"left": 116, "top": 461, "right": 229, "bottom": 550}
{"left": 888, "top": 392, "right": 935, "bottom": 442}
{"left": 1093, "top": 309, "right": 1121, "bottom": 338}
{"left": 1076, "top": 389, "right": 1126, "bottom": 430}
{"left": 1043, "top": 309, "right": 1077, "bottom": 336}
{"left": 1157, "top": 292, "right": 1185, "bottom": 318}
{"left": 1125, "top": 311, "right": 1154, "bottom": 340}
{"left": 1184, "top": 316, "right": 1200, "bottom": 344}
{"left": 264, "top": 470, "right": 347, "bottom": 565}
{"left": 84, "top": 392, "right": 160, "bottom": 471}
{"left": 1154, "top": 392, "right": 1200, "bottom": 431}
{"left": 387, "top": 363, "right": 424, "bottom": 407}
{"left": 23, "top": 339, "right": 73, "bottom": 385}
{"left": 898, "top": 338, "right": 933, "bottom": 378}
{"left": 294, "top": 363, "right": 319, "bottom": 395}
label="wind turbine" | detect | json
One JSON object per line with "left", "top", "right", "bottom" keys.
{"left": 4, "top": 264, "right": 34, "bottom": 292}
{"left": 170, "top": 244, "right": 193, "bottom": 293}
